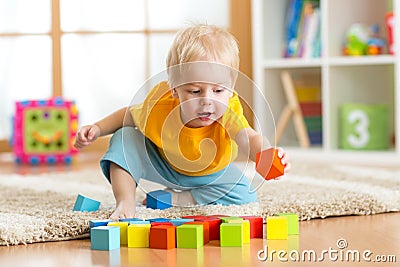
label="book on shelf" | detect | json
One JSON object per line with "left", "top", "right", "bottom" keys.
{"left": 284, "top": 0, "right": 321, "bottom": 58}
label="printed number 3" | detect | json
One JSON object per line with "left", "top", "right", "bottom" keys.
{"left": 347, "top": 110, "right": 370, "bottom": 148}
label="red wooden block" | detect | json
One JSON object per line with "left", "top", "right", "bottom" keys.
{"left": 196, "top": 217, "right": 222, "bottom": 240}
{"left": 149, "top": 225, "right": 176, "bottom": 250}
{"left": 240, "top": 216, "right": 264, "bottom": 238}
{"left": 150, "top": 222, "right": 174, "bottom": 227}
{"left": 184, "top": 221, "right": 210, "bottom": 244}
{"left": 207, "top": 214, "right": 229, "bottom": 219}
{"left": 255, "top": 148, "right": 284, "bottom": 180}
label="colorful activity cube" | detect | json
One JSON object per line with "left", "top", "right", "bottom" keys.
{"left": 13, "top": 97, "right": 78, "bottom": 164}
{"left": 149, "top": 225, "right": 176, "bottom": 250}
{"left": 91, "top": 226, "right": 120, "bottom": 251}
{"left": 73, "top": 194, "right": 100, "bottom": 212}
{"left": 127, "top": 224, "right": 151, "bottom": 248}
{"left": 220, "top": 223, "right": 244, "bottom": 247}
{"left": 146, "top": 190, "right": 172, "bottom": 210}
{"left": 176, "top": 224, "right": 204, "bottom": 249}
{"left": 255, "top": 148, "right": 285, "bottom": 180}
{"left": 107, "top": 222, "right": 129, "bottom": 245}
{"left": 278, "top": 213, "right": 299, "bottom": 235}
{"left": 266, "top": 217, "right": 288, "bottom": 240}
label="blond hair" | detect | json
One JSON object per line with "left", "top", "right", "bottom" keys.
{"left": 166, "top": 24, "right": 240, "bottom": 70}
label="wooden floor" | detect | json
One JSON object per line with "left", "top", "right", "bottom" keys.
{"left": 0, "top": 152, "right": 399, "bottom": 267}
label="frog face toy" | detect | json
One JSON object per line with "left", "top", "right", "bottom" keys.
{"left": 13, "top": 98, "right": 78, "bottom": 164}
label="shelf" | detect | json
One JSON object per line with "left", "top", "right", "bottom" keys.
{"left": 261, "top": 55, "right": 396, "bottom": 69}
{"left": 252, "top": 0, "right": 399, "bottom": 157}
{"left": 262, "top": 58, "right": 322, "bottom": 69}
{"left": 328, "top": 55, "right": 396, "bottom": 66}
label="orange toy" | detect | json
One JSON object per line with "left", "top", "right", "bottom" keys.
{"left": 149, "top": 225, "right": 176, "bottom": 250}
{"left": 255, "top": 148, "right": 285, "bottom": 180}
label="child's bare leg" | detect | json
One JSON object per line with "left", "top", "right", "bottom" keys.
{"left": 109, "top": 162, "right": 136, "bottom": 221}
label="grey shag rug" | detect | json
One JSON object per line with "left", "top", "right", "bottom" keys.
{"left": 0, "top": 160, "right": 399, "bottom": 246}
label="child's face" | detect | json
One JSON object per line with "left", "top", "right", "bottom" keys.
{"left": 172, "top": 82, "right": 233, "bottom": 128}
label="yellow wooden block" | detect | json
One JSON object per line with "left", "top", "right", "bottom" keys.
{"left": 107, "top": 222, "right": 129, "bottom": 245}
{"left": 266, "top": 217, "right": 288, "bottom": 240}
{"left": 127, "top": 224, "right": 151, "bottom": 248}
{"left": 242, "top": 220, "right": 250, "bottom": 244}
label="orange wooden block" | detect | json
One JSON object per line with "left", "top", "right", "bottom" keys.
{"left": 184, "top": 221, "right": 210, "bottom": 244}
{"left": 149, "top": 225, "right": 176, "bottom": 250}
{"left": 255, "top": 148, "right": 284, "bottom": 180}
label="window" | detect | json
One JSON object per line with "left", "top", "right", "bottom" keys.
{"left": 0, "top": 0, "right": 229, "bottom": 143}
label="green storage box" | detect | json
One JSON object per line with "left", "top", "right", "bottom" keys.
{"left": 340, "top": 103, "right": 388, "bottom": 150}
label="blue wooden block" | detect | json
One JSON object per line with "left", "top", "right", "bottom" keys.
{"left": 73, "top": 194, "right": 100, "bottom": 212}
{"left": 119, "top": 218, "right": 143, "bottom": 222}
{"left": 89, "top": 219, "right": 112, "bottom": 228}
{"left": 170, "top": 218, "right": 195, "bottom": 226}
{"left": 129, "top": 220, "right": 151, "bottom": 225}
{"left": 146, "top": 190, "right": 172, "bottom": 210}
{"left": 146, "top": 218, "right": 171, "bottom": 223}
{"left": 91, "top": 226, "right": 120, "bottom": 250}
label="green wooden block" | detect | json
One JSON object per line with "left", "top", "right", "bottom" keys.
{"left": 278, "top": 213, "right": 299, "bottom": 235}
{"left": 221, "top": 217, "right": 244, "bottom": 223}
{"left": 220, "top": 223, "right": 243, "bottom": 247}
{"left": 266, "top": 217, "right": 288, "bottom": 240}
{"left": 340, "top": 103, "right": 388, "bottom": 150}
{"left": 176, "top": 224, "right": 203, "bottom": 248}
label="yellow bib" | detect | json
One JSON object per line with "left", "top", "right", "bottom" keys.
{"left": 130, "top": 81, "right": 250, "bottom": 176}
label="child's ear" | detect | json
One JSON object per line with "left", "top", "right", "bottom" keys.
{"left": 171, "top": 88, "right": 179, "bottom": 99}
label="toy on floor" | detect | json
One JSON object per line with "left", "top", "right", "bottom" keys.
{"left": 91, "top": 226, "right": 120, "bottom": 251}
{"left": 146, "top": 190, "right": 172, "bottom": 210}
{"left": 89, "top": 213, "right": 297, "bottom": 250}
{"left": 73, "top": 194, "right": 101, "bottom": 212}
{"left": 12, "top": 97, "right": 78, "bottom": 164}
{"left": 267, "top": 213, "right": 299, "bottom": 240}
{"left": 255, "top": 148, "right": 285, "bottom": 180}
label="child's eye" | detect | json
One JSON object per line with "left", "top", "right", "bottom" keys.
{"left": 214, "top": 87, "right": 224, "bottom": 93}
{"left": 189, "top": 89, "right": 201, "bottom": 94}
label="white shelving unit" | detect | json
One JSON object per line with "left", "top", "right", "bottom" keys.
{"left": 252, "top": 0, "right": 400, "bottom": 159}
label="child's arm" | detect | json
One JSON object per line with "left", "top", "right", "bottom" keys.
{"left": 74, "top": 107, "right": 134, "bottom": 149}
{"left": 94, "top": 107, "right": 134, "bottom": 136}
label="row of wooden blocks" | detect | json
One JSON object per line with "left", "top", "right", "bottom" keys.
{"left": 89, "top": 213, "right": 299, "bottom": 251}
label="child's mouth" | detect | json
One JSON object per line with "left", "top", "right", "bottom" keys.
{"left": 198, "top": 112, "right": 212, "bottom": 121}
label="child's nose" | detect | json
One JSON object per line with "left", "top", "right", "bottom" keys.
{"left": 199, "top": 96, "right": 212, "bottom": 106}
{"left": 199, "top": 90, "right": 213, "bottom": 105}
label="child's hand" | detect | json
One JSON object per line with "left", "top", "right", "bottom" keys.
{"left": 74, "top": 124, "right": 101, "bottom": 149}
{"left": 277, "top": 147, "right": 290, "bottom": 174}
